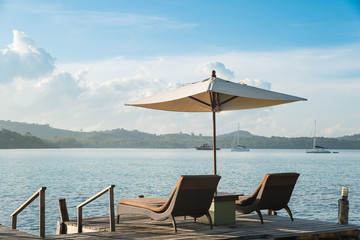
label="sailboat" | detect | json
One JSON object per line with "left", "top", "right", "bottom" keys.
{"left": 306, "top": 121, "right": 330, "bottom": 153}
{"left": 231, "top": 124, "right": 249, "bottom": 152}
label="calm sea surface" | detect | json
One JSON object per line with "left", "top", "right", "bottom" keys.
{"left": 0, "top": 148, "right": 359, "bottom": 235}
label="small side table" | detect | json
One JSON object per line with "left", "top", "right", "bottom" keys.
{"left": 198, "top": 192, "right": 243, "bottom": 225}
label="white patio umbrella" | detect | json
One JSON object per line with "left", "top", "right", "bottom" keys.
{"left": 126, "top": 71, "right": 307, "bottom": 175}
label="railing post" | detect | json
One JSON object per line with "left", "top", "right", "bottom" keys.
{"left": 10, "top": 187, "right": 46, "bottom": 237}
{"left": 57, "top": 198, "right": 69, "bottom": 234}
{"left": 109, "top": 185, "right": 115, "bottom": 232}
{"left": 58, "top": 198, "right": 69, "bottom": 222}
{"left": 77, "top": 207, "right": 82, "bottom": 233}
{"left": 338, "top": 186, "right": 349, "bottom": 224}
{"left": 76, "top": 185, "right": 115, "bottom": 233}
{"left": 11, "top": 215, "right": 17, "bottom": 229}
{"left": 39, "top": 187, "right": 46, "bottom": 238}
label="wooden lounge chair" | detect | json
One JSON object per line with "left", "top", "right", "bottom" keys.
{"left": 116, "top": 175, "right": 220, "bottom": 233}
{"left": 235, "top": 172, "right": 300, "bottom": 224}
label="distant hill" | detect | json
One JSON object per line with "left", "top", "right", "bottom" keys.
{"left": 0, "top": 129, "right": 54, "bottom": 149}
{"left": 338, "top": 134, "right": 360, "bottom": 141}
{"left": 1, "top": 120, "right": 360, "bottom": 149}
{"left": 217, "top": 130, "right": 254, "bottom": 139}
{"left": 0, "top": 120, "right": 81, "bottom": 138}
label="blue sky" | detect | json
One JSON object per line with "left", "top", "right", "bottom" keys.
{"left": 1, "top": 0, "right": 360, "bottom": 137}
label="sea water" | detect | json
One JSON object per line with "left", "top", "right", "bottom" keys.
{"left": 0, "top": 148, "right": 359, "bottom": 235}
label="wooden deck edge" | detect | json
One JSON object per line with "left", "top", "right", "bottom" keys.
{"left": 57, "top": 220, "right": 107, "bottom": 234}
{"left": 0, "top": 224, "right": 39, "bottom": 239}
{"left": 273, "top": 228, "right": 359, "bottom": 240}
{"left": 54, "top": 215, "right": 360, "bottom": 239}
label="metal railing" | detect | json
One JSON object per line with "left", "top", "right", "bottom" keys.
{"left": 10, "top": 187, "right": 46, "bottom": 238}
{"left": 77, "top": 185, "right": 115, "bottom": 233}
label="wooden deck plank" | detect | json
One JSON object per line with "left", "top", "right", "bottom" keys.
{"left": 0, "top": 224, "right": 41, "bottom": 239}
{"left": 56, "top": 213, "right": 359, "bottom": 239}
{"left": 1, "top": 214, "right": 359, "bottom": 239}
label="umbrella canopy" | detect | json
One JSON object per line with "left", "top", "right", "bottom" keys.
{"left": 126, "top": 71, "right": 307, "bottom": 174}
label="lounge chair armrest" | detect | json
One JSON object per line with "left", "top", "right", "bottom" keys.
{"left": 119, "top": 197, "right": 167, "bottom": 213}
{"left": 236, "top": 195, "right": 255, "bottom": 206}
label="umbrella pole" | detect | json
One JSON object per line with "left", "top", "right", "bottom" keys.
{"left": 212, "top": 111, "right": 217, "bottom": 175}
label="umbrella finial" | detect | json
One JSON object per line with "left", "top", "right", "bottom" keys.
{"left": 211, "top": 70, "right": 216, "bottom": 78}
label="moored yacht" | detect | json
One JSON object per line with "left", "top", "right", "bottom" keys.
{"left": 306, "top": 121, "right": 330, "bottom": 153}
{"left": 231, "top": 124, "right": 249, "bottom": 152}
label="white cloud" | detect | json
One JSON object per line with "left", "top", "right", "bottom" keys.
{"left": 323, "top": 124, "right": 343, "bottom": 137}
{"left": 196, "top": 62, "right": 235, "bottom": 79}
{"left": 101, "top": 75, "right": 170, "bottom": 101}
{"left": 1, "top": 30, "right": 360, "bottom": 137}
{"left": 0, "top": 30, "right": 86, "bottom": 128}
{"left": 0, "top": 30, "right": 55, "bottom": 83}
{"left": 7, "top": 30, "right": 40, "bottom": 55}
{"left": 241, "top": 78, "right": 271, "bottom": 90}
{"left": 39, "top": 72, "right": 85, "bottom": 99}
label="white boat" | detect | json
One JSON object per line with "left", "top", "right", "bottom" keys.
{"left": 306, "top": 121, "right": 330, "bottom": 153}
{"left": 231, "top": 124, "right": 249, "bottom": 152}
{"left": 231, "top": 145, "right": 250, "bottom": 152}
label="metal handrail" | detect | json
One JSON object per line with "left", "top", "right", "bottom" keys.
{"left": 10, "top": 187, "right": 46, "bottom": 238}
{"left": 77, "top": 185, "right": 115, "bottom": 233}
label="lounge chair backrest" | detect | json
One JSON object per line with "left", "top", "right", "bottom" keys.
{"left": 171, "top": 175, "right": 220, "bottom": 217}
{"left": 256, "top": 173, "right": 299, "bottom": 210}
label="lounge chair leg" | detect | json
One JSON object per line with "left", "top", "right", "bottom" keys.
{"left": 255, "top": 209, "right": 264, "bottom": 224}
{"left": 284, "top": 205, "right": 294, "bottom": 221}
{"left": 116, "top": 215, "right": 120, "bottom": 224}
{"left": 170, "top": 215, "right": 177, "bottom": 233}
{"left": 205, "top": 212, "right": 213, "bottom": 229}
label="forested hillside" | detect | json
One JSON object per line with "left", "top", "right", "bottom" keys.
{"left": 0, "top": 120, "right": 81, "bottom": 138}
{"left": 1, "top": 120, "right": 360, "bottom": 149}
{"left": 0, "top": 129, "right": 54, "bottom": 148}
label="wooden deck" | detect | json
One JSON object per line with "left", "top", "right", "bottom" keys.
{"left": 1, "top": 214, "right": 359, "bottom": 239}
{"left": 0, "top": 224, "right": 39, "bottom": 239}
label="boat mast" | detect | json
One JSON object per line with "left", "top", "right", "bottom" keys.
{"left": 313, "top": 120, "right": 317, "bottom": 148}
{"left": 236, "top": 123, "right": 240, "bottom": 146}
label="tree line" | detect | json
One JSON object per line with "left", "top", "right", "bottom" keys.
{"left": 1, "top": 128, "right": 360, "bottom": 149}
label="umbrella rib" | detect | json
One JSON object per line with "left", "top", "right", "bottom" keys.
{"left": 188, "top": 96, "right": 211, "bottom": 107}
{"left": 220, "top": 96, "right": 238, "bottom": 105}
